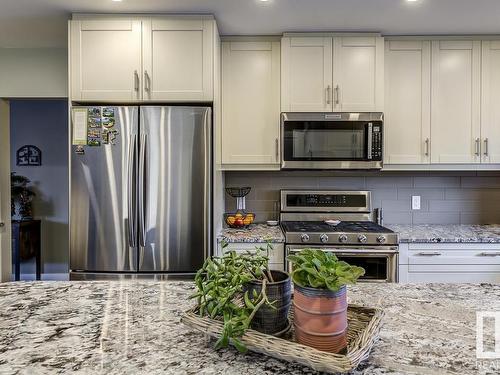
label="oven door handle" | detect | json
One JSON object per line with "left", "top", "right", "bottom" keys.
{"left": 287, "top": 247, "right": 399, "bottom": 254}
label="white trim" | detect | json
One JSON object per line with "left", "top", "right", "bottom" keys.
{"left": 0, "top": 100, "right": 11, "bottom": 283}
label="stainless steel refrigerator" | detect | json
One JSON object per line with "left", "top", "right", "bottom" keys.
{"left": 69, "top": 106, "right": 211, "bottom": 279}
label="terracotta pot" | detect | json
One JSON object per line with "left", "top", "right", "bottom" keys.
{"left": 245, "top": 270, "right": 291, "bottom": 335}
{"left": 293, "top": 284, "right": 348, "bottom": 353}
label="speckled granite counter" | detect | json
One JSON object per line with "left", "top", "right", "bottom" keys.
{"left": 1, "top": 281, "right": 499, "bottom": 374}
{"left": 389, "top": 224, "right": 500, "bottom": 243}
{"left": 218, "top": 223, "right": 285, "bottom": 243}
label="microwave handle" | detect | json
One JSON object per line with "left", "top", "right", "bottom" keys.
{"left": 367, "top": 122, "right": 373, "bottom": 160}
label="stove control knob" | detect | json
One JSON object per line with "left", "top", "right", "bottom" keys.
{"left": 301, "top": 234, "right": 310, "bottom": 243}
{"left": 338, "top": 234, "right": 348, "bottom": 243}
{"left": 377, "top": 235, "right": 387, "bottom": 244}
{"left": 358, "top": 234, "right": 367, "bottom": 243}
{"left": 320, "top": 234, "right": 329, "bottom": 243}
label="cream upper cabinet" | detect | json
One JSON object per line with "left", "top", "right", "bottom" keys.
{"left": 481, "top": 41, "right": 500, "bottom": 164}
{"left": 281, "top": 34, "right": 384, "bottom": 113}
{"left": 222, "top": 40, "right": 280, "bottom": 167}
{"left": 333, "top": 36, "right": 384, "bottom": 112}
{"left": 384, "top": 40, "right": 431, "bottom": 164}
{"left": 430, "top": 40, "right": 481, "bottom": 164}
{"left": 142, "top": 16, "right": 214, "bottom": 101}
{"left": 70, "top": 15, "right": 215, "bottom": 102}
{"left": 70, "top": 18, "right": 142, "bottom": 101}
{"left": 281, "top": 36, "right": 333, "bottom": 112}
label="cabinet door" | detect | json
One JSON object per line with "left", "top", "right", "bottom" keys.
{"left": 481, "top": 41, "right": 500, "bottom": 163}
{"left": 222, "top": 41, "right": 280, "bottom": 166}
{"left": 281, "top": 37, "right": 332, "bottom": 112}
{"left": 384, "top": 40, "right": 431, "bottom": 164}
{"left": 142, "top": 17, "right": 213, "bottom": 101}
{"left": 333, "top": 36, "right": 384, "bottom": 112}
{"left": 70, "top": 19, "right": 142, "bottom": 101}
{"left": 431, "top": 41, "right": 481, "bottom": 164}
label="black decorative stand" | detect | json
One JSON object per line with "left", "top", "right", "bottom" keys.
{"left": 11, "top": 220, "right": 41, "bottom": 281}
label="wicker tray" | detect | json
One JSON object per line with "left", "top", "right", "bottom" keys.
{"left": 181, "top": 304, "right": 384, "bottom": 374}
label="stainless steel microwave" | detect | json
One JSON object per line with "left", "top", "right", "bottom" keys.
{"left": 281, "top": 112, "right": 383, "bottom": 170}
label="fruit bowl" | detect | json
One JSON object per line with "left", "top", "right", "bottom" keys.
{"left": 225, "top": 212, "right": 255, "bottom": 228}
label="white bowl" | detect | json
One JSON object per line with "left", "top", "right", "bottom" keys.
{"left": 325, "top": 220, "right": 341, "bottom": 226}
{"left": 266, "top": 220, "right": 279, "bottom": 226}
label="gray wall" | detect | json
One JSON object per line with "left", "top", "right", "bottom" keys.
{"left": 225, "top": 171, "right": 500, "bottom": 225}
{"left": 10, "top": 99, "right": 68, "bottom": 274}
{"left": 0, "top": 48, "right": 68, "bottom": 97}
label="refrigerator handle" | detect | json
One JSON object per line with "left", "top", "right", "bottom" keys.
{"left": 139, "top": 133, "right": 147, "bottom": 247}
{"left": 204, "top": 108, "right": 212, "bottom": 260}
{"left": 127, "top": 134, "right": 138, "bottom": 248}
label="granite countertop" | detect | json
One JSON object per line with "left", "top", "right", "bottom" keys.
{"left": 389, "top": 224, "right": 500, "bottom": 243}
{"left": 218, "top": 223, "right": 285, "bottom": 243}
{"left": 1, "top": 281, "right": 499, "bottom": 374}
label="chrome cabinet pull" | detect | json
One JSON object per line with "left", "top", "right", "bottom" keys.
{"left": 425, "top": 138, "right": 430, "bottom": 156}
{"left": 334, "top": 85, "right": 340, "bottom": 105}
{"left": 144, "top": 71, "right": 150, "bottom": 92}
{"left": 484, "top": 138, "right": 489, "bottom": 156}
{"left": 417, "top": 252, "right": 442, "bottom": 256}
{"left": 0, "top": 222, "right": 5, "bottom": 228}
{"left": 275, "top": 138, "right": 279, "bottom": 161}
{"left": 326, "top": 85, "right": 331, "bottom": 105}
{"left": 479, "top": 252, "right": 500, "bottom": 257}
{"left": 475, "top": 138, "right": 480, "bottom": 156}
{"left": 134, "top": 70, "right": 139, "bottom": 92}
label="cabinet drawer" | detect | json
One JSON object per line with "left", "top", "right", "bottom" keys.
{"left": 269, "top": 263, "right": 285, "bottom": 272}
{"left": 406, "top": 271, "right": 500, "bottom": 283}
{"left": 409, "top": 250, "right": 500, "bottom": 265}
{"left": 221, "top": 242, "right": 284, "bottom": 264}
{"left": 409, "top": 264, "right": 500, "bottom": 273}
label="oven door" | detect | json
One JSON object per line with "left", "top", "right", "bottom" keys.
{"left": 286, "top": 246, "right": 398, "bottom": 283}
{"left": 281, "top": 112, "right": 383, "bottom": 170}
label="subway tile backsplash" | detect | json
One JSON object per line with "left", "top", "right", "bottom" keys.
{"left": 224, "top": 172, "right": 500, "bottom": 225}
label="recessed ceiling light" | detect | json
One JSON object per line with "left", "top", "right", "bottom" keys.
{"left": 407, "top": 0, "right": 419, "bottom": 2}
{"left": 112, "top": 0, "right": 123, "bottom": 2}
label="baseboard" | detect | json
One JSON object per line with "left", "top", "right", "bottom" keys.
{"left": 15, "top": 273, "right": 69, "bottom": 281}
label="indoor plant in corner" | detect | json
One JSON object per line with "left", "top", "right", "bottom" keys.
{"left": 191, "top": 244, "right": 291, "bottom": 352}
{"left": 288, "top": 249, "right": 365, "bottom": 354}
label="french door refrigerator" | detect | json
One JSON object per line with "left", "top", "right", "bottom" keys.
{"left": 69, "top": 106, "right": 211, "bottom": 279}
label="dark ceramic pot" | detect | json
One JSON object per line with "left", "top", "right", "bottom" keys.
{"left": 245, "top": 270, "right": 291, "bottom": 335}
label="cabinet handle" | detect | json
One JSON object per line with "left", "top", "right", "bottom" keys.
{"left": 144, "top": 71, "right": 150, "bottom": 92}
{"left": 275, "top": 138, "right": 279, "bottom": 161}
{"left": 334, "top": 85, "right": 340, "bottom": 105}
{"left": 134, "top": 70, "right": 139, "bottom": 92}
{"left": 475, "top": 138, "right": 480, "bottom": 156}
{"left": 417, "top": 252, "right": 442, "bottom": 256}
{"left": 0, "top": 222, "right": 4, "bottom": 228}
{"left": 479, "top": 252, "right": 500, "bottom": 257}
{"left": 425, "top": 138, "right": 430, "bottom": 156}
{"left": 326, "top": 85, "right": 331, "bottom": 104}
{"left": 484, "top": 138, "right": 489, "bottom": 156}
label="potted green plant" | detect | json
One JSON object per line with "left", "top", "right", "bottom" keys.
{"left": 191, "top": 244, "right": 291, "bottom": 352}
{"left": 11, "top": 172, "right": 36, "bottom": 221}
{"left": 288, "top": 249, "right": 365, "bottom": 354}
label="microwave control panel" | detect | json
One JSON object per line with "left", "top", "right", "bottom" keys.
{"left": 371, "top": 124, "right": 382, "bottom": 160}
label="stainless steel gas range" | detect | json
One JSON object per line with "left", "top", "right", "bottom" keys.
{"left": 280, "top": 190, "right": 399, "bottom": 282}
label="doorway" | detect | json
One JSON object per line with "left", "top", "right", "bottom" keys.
{"left": 9, "top": 99, "right": 69, "bottom": 280}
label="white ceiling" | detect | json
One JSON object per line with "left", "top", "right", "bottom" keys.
{"left": 2, "top": 0, "right": 500, "bottom": 48}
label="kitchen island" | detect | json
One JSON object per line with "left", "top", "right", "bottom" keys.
{"left": 0, "top": 281, "right": 499, "bottom": 374}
